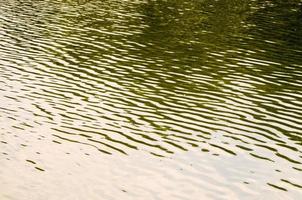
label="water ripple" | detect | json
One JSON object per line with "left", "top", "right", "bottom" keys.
{"left": 1, "top": 0, "right": 302, "bottom": 199}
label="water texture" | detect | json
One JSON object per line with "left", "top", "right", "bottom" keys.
{"left": 0, "top": 0, "right": 302, "bottom": 199}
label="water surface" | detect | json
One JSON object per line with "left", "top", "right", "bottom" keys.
{"left": 1, "top": 0, "right": 302, "bottom": 199}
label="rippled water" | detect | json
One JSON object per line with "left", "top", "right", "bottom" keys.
{"left": 1, "top": 0, "right": 302, "bottom": 199}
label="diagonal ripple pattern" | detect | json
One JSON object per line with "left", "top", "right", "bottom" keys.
{"left": 1, "top": 0, "right": 302, "bottom": 198}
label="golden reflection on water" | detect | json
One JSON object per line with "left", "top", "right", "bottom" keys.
{"left": 2, "top": 138, "right": 301, "bottom": 199}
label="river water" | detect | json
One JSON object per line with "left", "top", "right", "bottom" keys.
{"left": 1, "top": 0, "right": 302, "bottom": 199}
